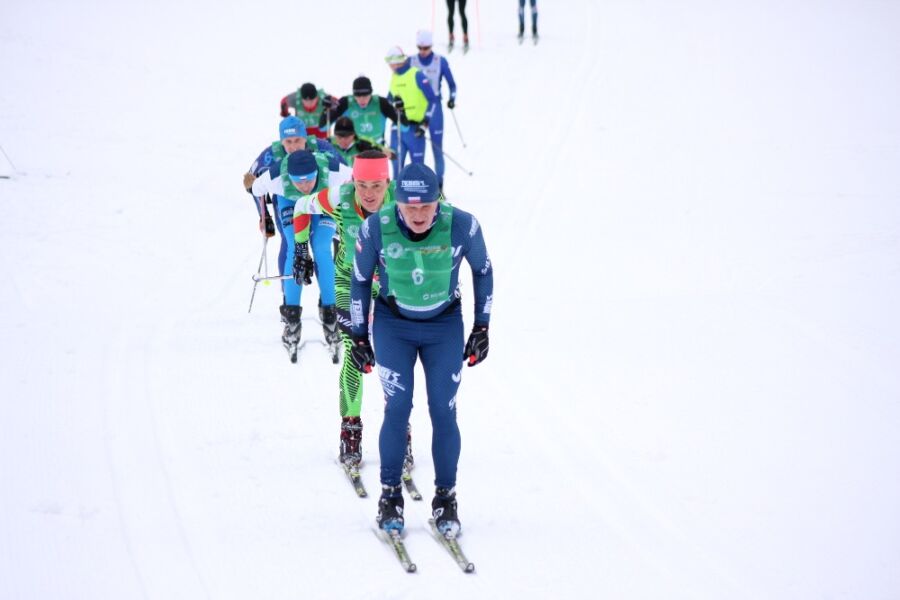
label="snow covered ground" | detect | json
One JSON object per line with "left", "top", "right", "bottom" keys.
{"left": 2, "top": 0, "right": 899, "bottom": 598}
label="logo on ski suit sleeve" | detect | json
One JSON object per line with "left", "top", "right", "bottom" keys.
{"left": 351, "top": 298, "right": 364, "bottom": 327}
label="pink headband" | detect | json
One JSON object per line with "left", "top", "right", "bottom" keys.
{"left": 352, "top": 157, "right": 390, "bottom": 182}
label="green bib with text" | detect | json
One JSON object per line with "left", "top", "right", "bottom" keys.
{"left": 345, "top": 96, "right": 387, "bottom": 143}
{"left": 294, "top": 88, "right": 327, "bottom": 130}
{"left": 335, "top": 182, "right": 395, "bottom": 271}
{"left": 379, "top": 205, "right": 453, "bottom": 312}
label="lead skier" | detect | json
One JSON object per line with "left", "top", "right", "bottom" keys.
{"left": 349, "top": 162, "right": 493, "bottom": 536}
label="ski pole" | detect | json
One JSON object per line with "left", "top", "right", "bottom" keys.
{"left": 397, "top": 107, "right": 403, "bottom": 174}
{"left": 0, "top": 144, "right": 17, "bottom": 178}
{"left": 449, "top": 108, "right": 467, "bottom": 148}
{"left": 326, "top": 93, "right": 332, "bottom": 137}
{"left": 442, "top": 149, "right": 472, "bottom": 176}
{"left": 247, "top": 234, "right": 268, "bottom": 313}
{"left": 423, "top": 134, "right": 473, "bottom": 175}
{"left": 248, "top": 193, "right": 272, "bottom": 313}
{"left": 252, "top": 273, "right": 293, "bottom": 282}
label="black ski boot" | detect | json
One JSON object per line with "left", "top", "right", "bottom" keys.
{"left": 319, "top": 303, "right": 341, "bottom": 364}
{"left": 518, "top": 24, "right": 524, "bottom": 44}
{"left": 448, "top": 33, "right": 455, "bottom": 53}
{"left": 432, "top": 487, "right": 460, "bottom": 537}
{"left": 339, "top": 416, "right": 363, "bottom": 468}
{"left": 377, "top": 484, "right": 405, "bottom": 533}
{"left": 280, "top": 304, "right": 302, "bottom": 363}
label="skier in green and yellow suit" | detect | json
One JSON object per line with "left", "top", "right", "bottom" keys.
{"left": 291, "top": 150, "right": 401, "bottom": 469}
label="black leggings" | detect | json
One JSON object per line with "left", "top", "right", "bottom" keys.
{"left": 447, "top": 0, "right": 468, "bottom": 36}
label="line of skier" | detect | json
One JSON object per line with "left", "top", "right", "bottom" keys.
{"left": 241, "top": 32, "right": 492, "bottom": 538}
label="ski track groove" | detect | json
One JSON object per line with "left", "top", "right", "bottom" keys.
{"left": 102, "top": 312, "right": 212, "bottom": 600}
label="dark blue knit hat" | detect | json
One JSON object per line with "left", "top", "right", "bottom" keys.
{"left": 287, "top": 150, "right": 318, "bottom": 183}
{"left": 396, "top": 163, "right": 439, "bottom": 204}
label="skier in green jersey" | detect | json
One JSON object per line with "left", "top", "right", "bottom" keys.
{"left": 321, "top": 75, "right": 399, "bottom": 146}
{"left": 349, "top": 162, "right": 493, "bottom": 536}
{"left": 330, "top": 117, "right": 395, "bottom": 166}
{"left": 280, "top": 82, "right": 338, "bottom": 139}
{"left": 292, "top": 151, "right": 415, "bottom": 476}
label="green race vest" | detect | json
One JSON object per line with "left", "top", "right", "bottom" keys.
{"left": 271, "top": 136, "right": 323, "bottom": 164}
{"left": 335, "top": 182, "right": 395, "bottom": 271}
{"left": 389, "top": 69, "right": 427, "bottom": 123}
{"left": 269, "top": 141, "right": 286, "bottom": 165}
{"left": 294, "top": 88, "right": 327, "bottom": 130}
{"left": 380, "top": 204, "right": 453, "bottom": 312}
{"left": 344, "top": 95, "right": 387, "bottom": 143}
{"left": 333, "top": 140, "right": 361, "bottom": 165}
{"left": 279, "top": 151, "right": 331, "bottom": 200}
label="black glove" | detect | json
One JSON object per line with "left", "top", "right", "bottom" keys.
{"left": 323, "top": 94, "right": 338, "bottom": 109}
{"left": 293, "top": 241, "right": 314, "bottom": 285}
{"left": 260, "top": 211, "right": 275, "bottom": 238}
{"left": 392, "top": 97, "right": 405, "bottom": 111}
{"left": 350, "top": 335, "right": 376, "bottom": 373}
{"left": 463, "top": 325, "right": 489, "bottom": 366}
{"left": 415, "top": 119, "right": 428, "bottom": 137}
{"left": 447, "top": 98, "right": 455, "bottom": 109}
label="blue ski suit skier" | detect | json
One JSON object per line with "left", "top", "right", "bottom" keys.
{"left": 384, "top": 46, "right": 438, "bottom": 177}
{"left": 410, "top": 30, "right": 457, "bottom": 194}
{"left": 349, "top": 163, "right": 493, "bottom": 536}
{"left": 243, "top": 116, "right": 343, "bottom": 241}
{"left": 252, "top": 142, "right": 351, "bottom": 360}
{"left": 518, "top": 0, "right": 539, "bottom": 42}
